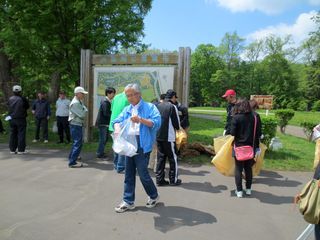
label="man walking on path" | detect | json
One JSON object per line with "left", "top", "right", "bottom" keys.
{"left": 109, "top": 90, "right": 129, "bottom": 173}
{"left": 7, "top": 85, "right": 30, "bottom": 154}
{"left": 68, "top": 86, "right": 88, "bottom": 168}
{"left": 113, "top": 83, "right": 161, "bottom": 213}
{"left": 56, "top": 90, "right": 71, "bottom": 144}
{"left": 222, "top": 89, "right": 237, "bottom": 135}
{"left": 32, "top": 91, "right": 51, "bottom": 143}
{"left": 156, "top": 89, "right": 182, "bottom": 186}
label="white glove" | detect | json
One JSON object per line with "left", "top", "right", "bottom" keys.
{"left": 223, "top": 130, "right": 226, "bottom": 136}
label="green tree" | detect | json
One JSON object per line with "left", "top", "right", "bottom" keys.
{"left": 190, "top": 44, "right": 224, "bottom": 106}
{"left": 0, "top": 0, "right": 152, "bottom": 102}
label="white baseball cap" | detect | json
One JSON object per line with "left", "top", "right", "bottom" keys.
{"left": 74, "top": 86, "right": 88, "bottom": 94}
{"left": 12, "top": 85, "right": 22, "bottom": 92}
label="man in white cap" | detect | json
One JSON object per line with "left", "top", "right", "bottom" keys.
{"left": 7, "top": 85, "right": 30, "bottom": 154}
{"left": 68, "top": 86, "right": 88, "bottom": 167}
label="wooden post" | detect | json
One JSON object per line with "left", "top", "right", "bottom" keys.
{"left": 182, "top": 47, "right": 191, "bottom": 107}
{"left": 177, "top": 47, "right": 185, "bottom": 102}
{"left": 80, "top": 49, "right": 93, "bottom": 142}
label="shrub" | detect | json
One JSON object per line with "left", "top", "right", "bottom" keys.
{"left": 297, "top": 100, "right": 308, "bottom": 111}
{"left": 260, "top": 116, "right": 277, "bottom": 148}
{"left": 275, "top": 109, "right": 295, "bottom": 134}
{"left": 300, "top": 121, "right": 317, "bottom": 141}
{"left": 312, "top": 100, "right": 320, "bottom": 111}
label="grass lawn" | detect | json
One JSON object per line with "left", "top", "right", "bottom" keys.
{"left": 189, "top": 107, "right": 320, "bottom": 127}
{"left": 0, "top": 114, "right": 316, "bottom": 171}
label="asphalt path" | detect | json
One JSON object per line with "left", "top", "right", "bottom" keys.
{"left": 0, "top": 144, "right": 313, "bottom": 240}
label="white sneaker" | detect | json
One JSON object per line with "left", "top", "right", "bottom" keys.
{"left": 245, "top": 189, "right": 252, "bottom": 195}
{"left": 10, "top": 151, "right": 16, "bottom": 154}
{"left": 146, "top": 195, "right": 160, "bottom": 208}
{"left": 115, "top": 201, "right": 135, "bottom": 213}
{"left": 17, "top": 151, "right": 29, "bottom": 155}
{"left": 32, "top": 139, "right": 38, "bottom": 143}
{"left": 44, "top": 140, "right": 48, "bottom": 143}
{"left": 235, "top": 190, "right": 243, "bottom": 198}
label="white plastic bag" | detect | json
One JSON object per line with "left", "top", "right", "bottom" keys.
{"left": 112, "top": 120, "right": 138, "bottom": 157}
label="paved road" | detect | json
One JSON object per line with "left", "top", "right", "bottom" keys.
{"left": 0, "top": 144, "right": 313, "bottom": 240}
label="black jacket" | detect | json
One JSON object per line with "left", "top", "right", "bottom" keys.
{"left": 230, "top": 112, "right": 262, "bottom": 149}
{"left": 156, "top": 100, "right": 180, "bottom": 142}
{"left": 8, "top": 95, "right": 29, "bottom": 119}
{"left": 32, "top": 99, "right": 51, "bottom": 119}
{"left": 96, "top": 98, "right": 112, "bottom": 126}
{"left": 176, "top": 102, "right": 189, "bottom": 129}
{"left": 225, "top": 103, "right": 235, "bottom": 134}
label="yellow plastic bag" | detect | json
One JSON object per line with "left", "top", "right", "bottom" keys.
{"left": 212, "top": 135, "right": 267, "bottom": 177}
{"left": 213, "top": 135, "right": 234, "bottom": 153}
{"left": 176, "top": 128, "right": 188, "bottom": 150}
{"left": 314, "top": 139, "right": 320, "bottom": 169}
{"left": 211, "top": 136, "right": 235, "bottom": 176}
{"left": 252, "top": 143, "right": 267, "bottom": 176}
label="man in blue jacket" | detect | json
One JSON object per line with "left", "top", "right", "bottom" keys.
{"left": 112, "top": 83, "right": 161, "bottom": 213}
{"left": 32, "top": 91, "right": 51, "bottom": 143}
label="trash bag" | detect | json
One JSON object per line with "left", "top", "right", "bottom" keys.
{"left": 213, "top": 135, "right": 234, "bottom": 154}
{"left": 52, "top": 121, "right": 58, "bottom": 133}
{"left": 314, "top": 139, "right": 320, "bottom": 169}
{"left": 176, "top": 128, "right": 188, "bottom": 150}
{"left": 112, "top": 120, "right": 138, "bottom": 157}
{"left": 252, "top": 143, "right": 267, "bottom": 176}
{"left": 212, "top": 135, "right": 267, "bottom": 177}
{"left": 211, "top": 136, "right": 235, "bottom": 176}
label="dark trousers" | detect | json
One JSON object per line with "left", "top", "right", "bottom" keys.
{"left": 57, "top": 116, "right": 70, "bottom": 142}
{"left": 235, "top": 158, "right": 254, "bottom": 191}
{"left": 315, "top": 224, "right": 320, "bottom": 240}
{"left": 35, "top": 117, "right": 48, "bottom": 140}
{"left": 156, "top": 141, "right": 179, "bottom": 184}
{"left": 9, "top": 118, "right": 27, "bottom": 152}
{"left": 0, "top": 119, "right": 4, "bottom": 133}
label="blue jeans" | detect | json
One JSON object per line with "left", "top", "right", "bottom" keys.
{"left": 114, "top": 153, "right": 125, "bottom": 173}
{"left": 96, "top": 126, "right": 108, "bottom": 157}
{"left": 68, "top": 125, "right": 83, "bottom": 166}
{"left": 123, "top": 140, "right": 158, "bottom": 205}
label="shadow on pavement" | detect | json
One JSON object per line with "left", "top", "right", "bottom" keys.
{"left": 181, "top": 181, "right": 228, "bottom": 194}
{"left": 139, "top": 202, "right": 217, "bottom": 233}
{"left": 179, "top": 168, "right": 211, "bottom": 176}
{"left": 254, "top": 177, "right": 301, "bottom": 187}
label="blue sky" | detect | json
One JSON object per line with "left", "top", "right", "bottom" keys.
{"left": 143, "top": 0, "right": 320, "bottom": 51}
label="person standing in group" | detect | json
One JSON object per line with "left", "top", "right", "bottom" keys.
{"left": 231, "top": 99, "right": 261, "bottom": 198}
{"left": 156, "top": 89, "right": 182, "bottom": 186}
{"left": 96, "top": 87, "right": 116, "bottom": 159}
{"left": 148, "top": 93, "right": 166, "bottom": 172}
{"left": 32, "top": 91, "right": 51, "bottom": 143}
{"left": 222, "top": 89, "right": 237, "bottom": 135}
{"left": 56, "top": 90, "right": 71, "bottom": 144}
{"left": 7, "top": 85, "right": 30, "bottom": 154}
{"left": 109, "top": 90, "right": 129, "bottom": 173}
{"left": 68, "top": 86, "right": 88, "bottom": 168}
{"left": 113, "top": 83, "right": 161, "bottom": 213}
{"left": 175, "top": 101, "right": 190, "bottom": 132}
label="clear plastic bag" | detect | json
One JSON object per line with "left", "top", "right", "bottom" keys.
{"left": 112, "top": 120, "right": 138, "bottom": 157}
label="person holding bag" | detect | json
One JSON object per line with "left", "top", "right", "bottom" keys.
{"left": 230, "top": 99, "right": 261, "bottom": 198}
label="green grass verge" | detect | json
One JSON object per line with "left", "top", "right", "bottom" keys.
{"left": 0, "top": 114, "right": 316, "bottom": 171}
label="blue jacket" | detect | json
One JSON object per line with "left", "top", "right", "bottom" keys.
{"left": 112, "top": 99, "right": 161, "bottom": 153}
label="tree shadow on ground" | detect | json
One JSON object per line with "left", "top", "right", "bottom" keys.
{"left": 181, "top": 181, "right": 227, "bottom": 194}
{"left": 179, "top": 168, "right": 211, "bottom": 176}
{"left": 139, "top": 202, "right": 217, "bottom": 233}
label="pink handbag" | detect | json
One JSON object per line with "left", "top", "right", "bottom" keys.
{"left": 234, "top": 115, "right": 257, "bottom": 161}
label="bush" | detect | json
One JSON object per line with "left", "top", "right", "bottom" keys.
{"left": 312, "top": 100, "right": 320, "bottom": 111}
{"left": 297, "top": 100, "right": 308, "bottom": 111}
{"left": 300, "top": 121, "right": 317, "bottom": 141}
{"left": 260, "top": 116, "right": 277, "bottom": 148}
{"left": 275, "top": 109, "right": 295, "bottom": 133}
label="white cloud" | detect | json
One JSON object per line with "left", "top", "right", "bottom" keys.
{"left": 247, "top": 11, "right": 318, "bottom": 46}
{"left": 212, "top": 0, "right": 320, "bottom": 14}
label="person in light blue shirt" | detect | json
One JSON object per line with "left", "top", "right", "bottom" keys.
{"left": 113, "top": 83, "right": 161, "bottom": 213}
{"left": 56, "top": 90, "right": 71, "bottom": 144}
